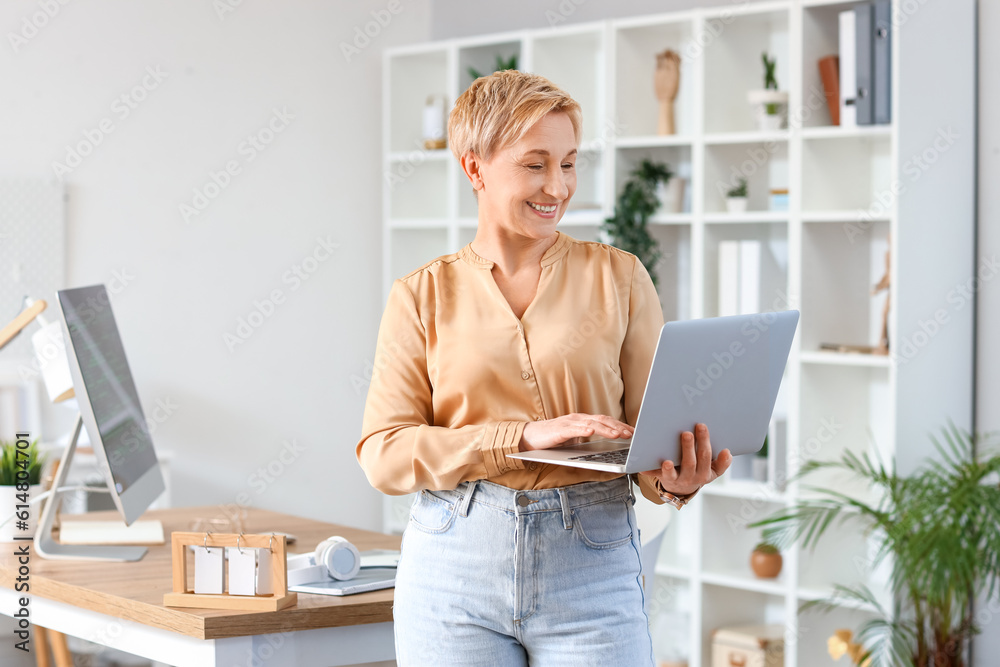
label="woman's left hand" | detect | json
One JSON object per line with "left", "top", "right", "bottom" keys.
{"left": 638, "top": 423, "right": 732, "bottom": 496}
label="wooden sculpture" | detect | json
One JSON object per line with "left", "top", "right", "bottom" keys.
{"left": 654, "top": 49, "right": 681, "bottom": 135}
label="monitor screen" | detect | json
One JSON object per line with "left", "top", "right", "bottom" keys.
{"left": 57, "top": 285, "right": 164, "bottom": 524}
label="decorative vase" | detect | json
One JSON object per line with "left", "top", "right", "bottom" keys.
{"left": 0, "top": 485, "right": 43, "bottom": 541}
{"left": 750, "top": 548, "right": 783, "bottom": 578}
{"left": 656, "top": 178, "right": 686, "bottom": 214}
{"left": 422, "top": 94, "right": 447, "bottom": 150}
{"left": 725, "top": 197, "right": 748, "bottom": 214}
{"left": 747, "top": 89, "right": 789, "bottom": 131}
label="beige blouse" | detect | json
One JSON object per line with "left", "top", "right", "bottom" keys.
{"left": 356, "top": 231, "right": 667, "bottom": 505}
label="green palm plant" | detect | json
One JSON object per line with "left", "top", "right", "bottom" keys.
{"left": 750, "top": 423, "right": 1000, "bottom": 667}
{"left": 601, "top": 158, "right": 672, "bottom": 287}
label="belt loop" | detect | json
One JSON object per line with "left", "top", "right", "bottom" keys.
{"left": 626, "top": 474, "right": 637, "bottom": 505}
{"left": 557, "top": 488, "right": 572, "bottom": 530}
{"left": 458, "top": 480, "right": 478, "bottom": 518}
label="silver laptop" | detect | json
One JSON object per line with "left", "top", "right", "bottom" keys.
{"left": 507, "top": 310, "right": 799, "bottom": 474}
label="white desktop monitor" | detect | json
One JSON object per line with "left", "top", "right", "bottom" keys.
{"left": 56, "top": 284, "right": 165, "bottom": 525}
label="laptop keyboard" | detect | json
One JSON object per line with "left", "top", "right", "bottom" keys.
{"left": 568, "top": 449, "right": 629, "bottom": 465}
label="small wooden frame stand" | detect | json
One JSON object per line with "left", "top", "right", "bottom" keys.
{"left": 163, "top": 532, "right": 297, "bottom": 612}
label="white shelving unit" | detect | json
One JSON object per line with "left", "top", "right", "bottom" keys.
{"left": 380, "top": 2, "right": 975, "bottom": 665}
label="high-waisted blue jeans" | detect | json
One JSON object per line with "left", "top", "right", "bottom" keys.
{"left": 393, "top": 477, "right": 655, "bottom": 666}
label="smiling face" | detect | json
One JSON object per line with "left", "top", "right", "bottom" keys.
{"left": 462, "top": 111, "right": 578, "bottom": 242}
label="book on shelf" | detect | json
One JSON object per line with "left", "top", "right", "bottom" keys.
{"left": 718, "top": 240, "right": 761, "bottom": 318}
{"left": 818, "top": 55, "right": 840, "bottom": 126}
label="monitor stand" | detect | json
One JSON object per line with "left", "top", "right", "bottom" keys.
{"left": 34, "top": 414, "right": 148, "bottom": 562}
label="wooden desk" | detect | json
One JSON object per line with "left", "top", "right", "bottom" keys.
{"left": 0, "top": 507, "right": 401, "bottom": 666}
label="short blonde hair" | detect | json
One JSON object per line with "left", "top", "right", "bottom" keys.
{"left": 448, "top": 70, "right": 582, "bottom": 162}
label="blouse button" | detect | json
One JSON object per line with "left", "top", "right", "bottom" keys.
{"left": 528, "top": 462, "right": 539, "bottom": 471}
{"left": 521, "top": 371, "right": 531, "bottom": 380}
{"left": 534, "top": 416, "right": 543, "bottom": 421}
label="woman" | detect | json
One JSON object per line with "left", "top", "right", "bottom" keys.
{"left": 357, "top": 70, "right": 732, "bottom": 666}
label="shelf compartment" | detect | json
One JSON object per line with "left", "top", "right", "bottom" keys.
{"left": 570, "top": 147, "right": 606, "bottom": 216}
{"left": 800, "top": 219, "right": 890, "bottom": 353}
{"left": 388, "top": 159, "right": 449, "bottom": 220}
{"left": 614, "top": 17, "right": 697, "bottom": 138}
{"left": 388, "top": 49, "right": 449, "bottom": 154}
{"left": 457, "top": 39, "right": 522, "bottom": 94}
{"left": 702, "top": 7, "right": 791, "bottom": 134}
{"left": 703, "top": 141, "right": 789, "bottom": 214}
{"left": 648, "top": 224, "right": 693, "bottom": 323}
{"left": 616, "top": 145, "right": 693, "bottom": 216}
{"left": 797, "top": 516, "right": 892, "bottom": 601}
{"left": 801, "top": 134, "right": 892, "bottom": 213}
{"left": 701, "top": 494, "right": 787, "bottom": 583}
{"left": 796, "top": 604, "right": 882, "bottom": 667}
{"left": 703, "top": 222, "right": 789, "bottom": 318}
{"left": 530, "top": 28, "right": 605, "bottom": 143}
{"left": 701, "top": 584, "right": 786, "bottom": 666}
{"left": 797, "top": 363, "right": 892, "bottom": 504}
{"left": 655, "top": 496, "right": 698, "bottom": 574}
{"left": 801, "top": 1, "right": 893, "bottom": 129}
{"left": 390, "top": 228, "right": 449, "bottom": 280}
{"left": 648, "top": 574, "right": 695, "bottom": 666}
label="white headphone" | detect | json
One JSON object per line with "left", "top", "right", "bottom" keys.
{"left": 286, "top": 536, "right": 360, "bottom": 586}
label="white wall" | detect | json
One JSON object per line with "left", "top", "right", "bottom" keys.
{"left": 0, "top": 0, "right": 432, "bottom": 535}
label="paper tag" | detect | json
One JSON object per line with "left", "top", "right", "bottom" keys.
{"left": 256, "top": 547, "right": 273, "bottom": 595}
{"left": 193, "top": 546, "right": 224, "bottom": 595}
{"left": 227, "top": 547, "right": 257, "bottom": 596}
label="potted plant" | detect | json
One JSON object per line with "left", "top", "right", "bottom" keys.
{"left": 750, "top": 423, "right": 1000, "bottom": 667}
{"left": 467, "top": 53, "right": 518, "bottom": 82}
{"left": 725, "top": 178, "right": 749, "bottom": 214}
{"left": 0, "top": 438, "right": 46, "bottom": 541}
{"left": 601, "top": 159, "right": 672, "bottom": 287}
{"left": 747, "top": 52, "right": 788, "bottom": 131}
{"left": 750, "top": 540, "right": 783, "bottom": 578}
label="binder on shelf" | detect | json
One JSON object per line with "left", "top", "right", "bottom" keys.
{"left": 838, "top": 10, "right": 857, "bottom": 127}
{"left": 873, "top": 0, "right": 892, "bottom": 125}
{"left": 854, "top": 2, "right": 875, "bottom": 125}
{"left": 818, "top": 55, "right": 840, "bottom": 126}
{"left": 718, "top": 240, "right": 740, "bottom": 317}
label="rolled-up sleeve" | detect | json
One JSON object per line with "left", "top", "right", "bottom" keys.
{"left": 356, "top": 279, "right": 526, "bottom": 496}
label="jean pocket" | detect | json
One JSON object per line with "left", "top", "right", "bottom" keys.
{"left": 572, "top": 498, "right": 633, "bottom": 550}
{"left": 408, "top": 489, "right": 459, "bottom": 534}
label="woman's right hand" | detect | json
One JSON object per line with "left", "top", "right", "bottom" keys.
{"left": 519, "top": 413, "right": 633, "bottom": 452}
